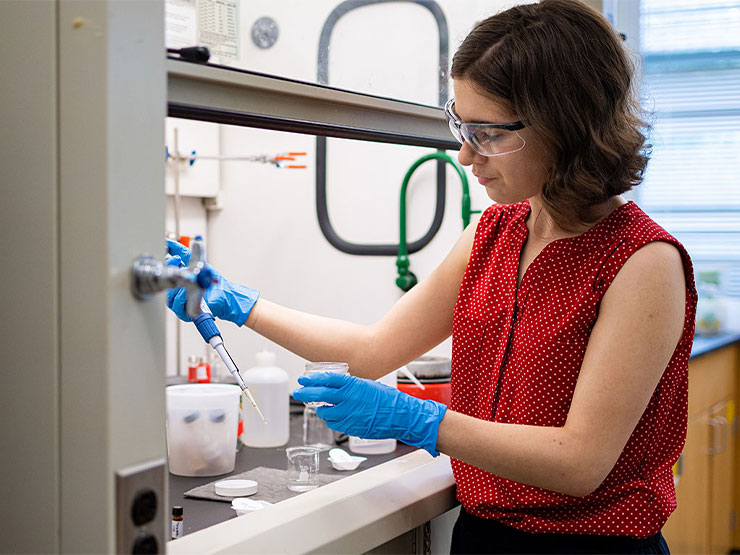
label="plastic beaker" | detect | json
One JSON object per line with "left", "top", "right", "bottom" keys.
{"left": 286, "top": 446, "right": 319, "bottom": 492}
{"left": 303, "top": 362, "right": 349, "bottom": 407}
{"left": 166, "top": 384, "right": 241, "bottom": 477}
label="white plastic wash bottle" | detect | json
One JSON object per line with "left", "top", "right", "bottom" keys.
{"left": 240, "top": 350, "right": 290, "bottom": 447}
{"left": 348, "top": 370, "right": 398, "bottom": 455}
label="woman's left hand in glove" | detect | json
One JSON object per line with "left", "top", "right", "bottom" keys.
{"left": 293, "top": 372, "right": 447, "bottom": 456}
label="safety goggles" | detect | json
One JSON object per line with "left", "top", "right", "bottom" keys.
{"left": 444, "top": 98, "right": 526, "bottom": 157}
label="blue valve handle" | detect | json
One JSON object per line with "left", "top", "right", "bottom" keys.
{"left": 195, "top": 265, "right": 216, "bottom": 290}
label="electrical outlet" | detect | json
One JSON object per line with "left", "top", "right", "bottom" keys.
{"left": 116, "top": 459, "right": 166, "bottom": 554}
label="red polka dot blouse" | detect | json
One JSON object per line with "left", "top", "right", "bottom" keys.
{"left": 451, "top": 200, "right": 698, "bottom": 538}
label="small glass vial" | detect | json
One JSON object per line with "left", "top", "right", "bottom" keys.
{"left": 196, "top": 356, "right": 211, "bottom": 383}
{"left": 303, "top": 362, "right": 349, "bottom": 407}
{"left": 187, "top": 355, "right": 198, "bottom": 383}
{"left": 171, "top": 506, "right": 183, "bottom": 539}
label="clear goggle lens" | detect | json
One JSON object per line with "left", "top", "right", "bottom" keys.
{"left": 444, "top": 99, "right": 526, "bottom": 157}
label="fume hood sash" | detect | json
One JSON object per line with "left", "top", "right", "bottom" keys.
{"left": 167, "top": 59, "right": 459, "bottom": 150}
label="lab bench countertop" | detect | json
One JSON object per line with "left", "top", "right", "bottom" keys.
{"left": 168, "top": 409, "right": 415, "bottom": 536}
{"left": 167, "top": 333, "right": 740, "bottom": 553}
{"left": 168, "top": 407, "right": 456, "bottom": 554}
{"left": 690, "top": 331, "right": 740, "bottom": 358}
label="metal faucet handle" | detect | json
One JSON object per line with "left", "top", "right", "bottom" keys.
{"left": 184, "top": 241, "right": 212, "bottom": 317}
{"left": 131, "top": 246, "right": 215, "bottom": 318}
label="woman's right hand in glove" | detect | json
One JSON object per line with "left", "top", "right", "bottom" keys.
{"left": 166, "top": 239, "right": 260, "bottom": 326}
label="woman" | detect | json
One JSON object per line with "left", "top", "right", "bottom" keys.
{"left": 168, "top": 1, "right": 696, "bottom": 552}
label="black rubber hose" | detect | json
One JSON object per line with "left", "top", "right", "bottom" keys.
{"left": 315, "top": 0, "right": 450, "bottom": 256}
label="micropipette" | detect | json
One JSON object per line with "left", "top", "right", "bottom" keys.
{"left": 192, "top": 300, "right": 267, "bottom": 424}
{"left": 167, "top": 237, "right": 266, "bottom": 423}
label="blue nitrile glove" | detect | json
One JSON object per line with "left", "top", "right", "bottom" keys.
{"left": 292, "top": 372, "right": 448, "bottom": 457}
{"left": 167, "top": 239, "right": 193, "bottom": 266}
{"left": 165, "top": 239, "right": 260, "bottom": 326}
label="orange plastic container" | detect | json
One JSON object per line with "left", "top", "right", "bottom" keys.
{"left": 397, "top": 380, "right": 451, "bottom": 405}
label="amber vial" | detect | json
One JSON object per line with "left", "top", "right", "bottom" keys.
{"left": 171, "top": 506, "right": 183, "bottom": 539}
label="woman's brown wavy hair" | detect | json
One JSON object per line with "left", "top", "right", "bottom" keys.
{"left": 451, "top": 0, "right": 650, "bottom": 230}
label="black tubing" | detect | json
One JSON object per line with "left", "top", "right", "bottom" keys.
{"left": 315, "top": 0, "right": 451, "bottom": 256}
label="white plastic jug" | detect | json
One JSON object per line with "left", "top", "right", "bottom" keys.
{"left": 240, "top": 350, "right": 290, "bottom": 447}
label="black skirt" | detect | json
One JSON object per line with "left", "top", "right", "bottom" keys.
{"left": 451, "top": 507, "right": 670, "bottom": 554}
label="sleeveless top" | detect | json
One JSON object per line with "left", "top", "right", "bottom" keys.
{"left": 451, "top": 200, "right": 697, "bottom": 538}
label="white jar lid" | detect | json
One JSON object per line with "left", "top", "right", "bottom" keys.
{"left": 214, "top": 479, "right": 258, "bottom": 497}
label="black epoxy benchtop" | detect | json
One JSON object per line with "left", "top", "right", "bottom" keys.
{"left": 168, "top": 407, "right": 414, "bottom": 537}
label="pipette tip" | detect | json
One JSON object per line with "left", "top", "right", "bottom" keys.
{"left": 242, "top": 389, "right": 267, "bottom": 424}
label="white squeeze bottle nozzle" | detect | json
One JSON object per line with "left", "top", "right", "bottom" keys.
{"left": 240, "top": 350, "right": 290, "bottom": 448}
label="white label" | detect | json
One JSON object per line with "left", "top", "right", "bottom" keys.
{"left": 197, "top": 0, "right": 240, "bottom": 61}
{"left": 172, "top": 519, "right": 183, "bottom": 539}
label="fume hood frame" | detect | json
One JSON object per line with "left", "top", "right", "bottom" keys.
{"left": 316, "top": 0, "right": 452, "bottom": 256}
{"left": 167, "top": 59, "right": 457, "bottom": 148}
{"left": 166, "top": 2, "right": 461, "bottom": 255}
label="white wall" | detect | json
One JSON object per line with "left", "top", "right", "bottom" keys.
{"left": 165, "top": 1, "right": 522, "bottom": 384}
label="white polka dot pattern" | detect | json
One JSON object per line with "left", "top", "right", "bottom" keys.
{"left": 450, "top": 200, "right": 698, "bottom": 538}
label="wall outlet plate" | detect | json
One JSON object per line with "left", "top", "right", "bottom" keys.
{"left": 116, "top": 459, "right": 167, "bottom": 554}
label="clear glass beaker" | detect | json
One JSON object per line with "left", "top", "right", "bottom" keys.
{"left": 303, "top": 405, "right": 334, "bottom": 451}
{"left": 303, "top": 362, "right": 349, "bottom": 407}
{"left": 286, "top": 446, "right": 320, "bottom": 492}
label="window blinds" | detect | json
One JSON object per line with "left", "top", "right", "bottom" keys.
{"left": 638, "top": 0, "right": 740, "bottom": 265}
